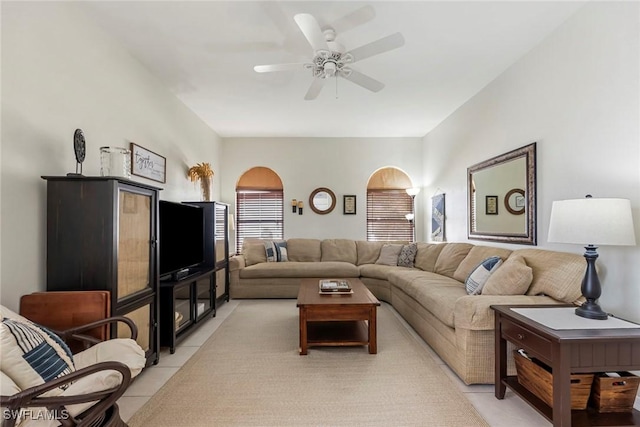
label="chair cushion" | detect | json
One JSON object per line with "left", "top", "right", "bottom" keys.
{"left": 242, "top": 239, "right": 267, "bottom": 266}
{"left": 73, "top": 338, "right": 146, "bottom": 378}
{"left": 321, "top": 239, "right": 357, "bottom": 264}
{"left": 0, "top": 315, "right": 75, "bottom": 396}
{"left": 482, "top": 255, "right": 533, "bottom": 295}
{"left": 465, "top": 256, "right": 503, "bottom": 295}
{"left": 356, "top": 241, "right": 385, "bottom": 265}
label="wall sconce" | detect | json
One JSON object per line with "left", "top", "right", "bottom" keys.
{"left": 292, "top": 199, "right": 297, "bottom": 213}
{"left": 298, "top": 201, "right": 304, "bottom": 215}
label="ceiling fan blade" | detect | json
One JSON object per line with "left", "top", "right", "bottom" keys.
{"left": 294, "top": 13, "right": 329, "bottom": 52}
{"left": 327, "top": 6, "right": 375, "bottom": 34}
{"left": 346, "top": 32, "right": 405, "bottom": 63}
{"left": 341, "top": 70, "right": 385, "bottom": 92}
{"left": 254, "top": 63, "right": 307, "bottom": 73}
{"left": 304, "top": 78, "right": 326, "bottom": 100}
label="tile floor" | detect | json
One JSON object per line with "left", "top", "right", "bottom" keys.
{"left": 118, "top": 300, "right": 629, "bottom": 426}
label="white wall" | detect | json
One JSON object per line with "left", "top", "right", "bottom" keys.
{"left": 421, "top": 2, "right": 640, "bottom": 322}
{"left": 1, "top": 2, "right": 222, "bottom": 311}
{"left": 221, "top": 137, "right": 423, "bottom": 251}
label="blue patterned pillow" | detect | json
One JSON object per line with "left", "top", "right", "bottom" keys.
{"left": 264, "top": 240, "right": 288, "bottom": 262}
{"left": 0, "top": 317, "right": 75, "bottom": 396}
{"left": 465, "top": 256, "right": 503, "bottom": 295}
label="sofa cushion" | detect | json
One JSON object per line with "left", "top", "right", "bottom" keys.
{"left": 397, "top": 243, "right": 418, "bottom": 268}
{"left": 359, "top": 264, "right": 398, "bottom": 281}
{"left": 453, "top": 245, "right": 513, "bottom": 282}
{"left": 0, "top": 315, "right": 75, "bottom": 396}
{"left": 515, "top": 249, "right": 585, "bottom": 303}
{"left": 287, "top": 239, "right": 321, "bottom": 262}
{"left": 264, "top": 240, "right": 288, "bottom": 262}
{"left": 387, "top": 268, "right": 431, "bottom": 289}
{"left": 239, "top": 261, "right": 359, "bottom": 279}
{"left": 414, "top": 243, "right": 445, "bottom": 272}
{"left": 465, "top": 256, "right": 503, "bottom": 295}
{"left": 356, "top": 241, "right": 384, "bottom": 265}
{"left": 242, "top": 239, "right": 268, "bottom": 266}
{"left": 433, "top": 243, "right": 474, "bottom": 278}
{"left": 396, "top": 277, "right": 467, "bottom": 328}
{"left": 375, "top": 244, "right": 403, "bottom": 266}
{"left": 321, "top": 239, "right": 357, "bottom": 264}
{"left": 482, "top": 255, "right": 533, "bottom": 295}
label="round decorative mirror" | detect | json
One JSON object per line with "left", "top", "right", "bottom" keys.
{"left": 504, "top": 188, "right": 526, "bottom": 215}
{"left": 309, "top": 187, "right": 336, "bottom": 214}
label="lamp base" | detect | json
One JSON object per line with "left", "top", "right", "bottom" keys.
{"left": 575, "top": 302, "right": 608, "bottom": 320}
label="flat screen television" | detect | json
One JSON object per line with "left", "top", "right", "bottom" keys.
{"left": 159, "top": 201, "right": 205, "bottom": 278}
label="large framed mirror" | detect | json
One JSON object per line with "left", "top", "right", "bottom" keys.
{"left": 309, "top": 187, "right": 336, "bottom": 214}
{"left": 468, "top": 142, "right": 537, "bottom": 245}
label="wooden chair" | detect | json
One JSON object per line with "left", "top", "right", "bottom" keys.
{"left": 1, "top": 306, "right": 146, "bottom": 427}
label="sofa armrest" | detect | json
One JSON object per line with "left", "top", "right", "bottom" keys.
{"left": 229, "top": 255, "right": 246, "bottom": 271}
{"left": 454, "top": 295, "right": 565, "bottom": 331}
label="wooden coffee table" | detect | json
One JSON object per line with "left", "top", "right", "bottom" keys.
{"left": 296, "top": 278, "right": 380, "bottom": 355}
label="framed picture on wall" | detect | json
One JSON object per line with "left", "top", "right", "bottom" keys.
{"left": 343, "top": 195, "right": 356, "bottom": 215}
{"left": 486, "top": 195, "right": 498, "bottom": 215}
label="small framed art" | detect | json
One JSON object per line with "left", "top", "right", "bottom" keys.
{"left": 486, "top": 195, "right": 498, "bottom": 215}
{"left": 343, "top": 195, "right": 356, "bottom": 215}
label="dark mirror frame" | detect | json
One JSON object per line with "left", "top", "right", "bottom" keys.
{"left": 309, "top": 187, "right": 336, "bottom": 215}
{"left": 467, "top": 142, "right": 537, "bottom": 245}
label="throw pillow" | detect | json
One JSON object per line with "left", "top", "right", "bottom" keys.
{"left": 397, "top": 243, "right": 418, "bottom": 268}
{"left": 264, "top": 240, "right": 288, "bottom": 262}
{"left": 465, "top": 256, "right": 503, "bottom": 295}
{"left": 0, "top": 317, "right": 75, "bottom": 396}
{"left": 375, "top": 244, "right": 403, "bottom": 266}
{"left": 482, "top": 255, "right": 533, "bottom": 295}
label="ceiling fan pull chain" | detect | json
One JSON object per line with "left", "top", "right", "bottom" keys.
{"left": 335, "top": 76, "right": 339, "bottom": 99}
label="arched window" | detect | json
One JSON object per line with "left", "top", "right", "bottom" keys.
{"left": 235, "top": 167, "right": 284, "bottom": 253}
{"left": 366, "top": 167, "right": 414, "bottom": 241}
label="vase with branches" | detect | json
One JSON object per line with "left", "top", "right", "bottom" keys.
{"left": 188, "top": 162, "right": 214, "bottom": 201}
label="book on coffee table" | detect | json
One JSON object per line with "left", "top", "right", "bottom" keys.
{"left": 319, "top": 280, "right": 352, "bottom": 294}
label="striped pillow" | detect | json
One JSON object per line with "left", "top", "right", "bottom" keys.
{"left": 264, "top": 240, "right": 288, "bottom": 262}
{"left": 0, "top": 317, "right": 75, "bottom": 396}
{"left": 465, "top": 256, "right": 503, "bottom": 295}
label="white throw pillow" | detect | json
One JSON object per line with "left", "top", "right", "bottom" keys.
{"left": 465, "top": 256, "right": 503, "bottom": 295}
{"left": 264, "top": 240, "right": 288, "bottom": 262}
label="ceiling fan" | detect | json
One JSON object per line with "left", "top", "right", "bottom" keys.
{"left": 254, "top": 7, "right": 405, "bottom": 100}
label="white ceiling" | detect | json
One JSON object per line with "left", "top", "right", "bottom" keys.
{"left": 79, "top": 1, "right": 585, "bottom": 138}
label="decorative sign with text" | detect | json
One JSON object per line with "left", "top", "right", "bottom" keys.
{"left": 130, "top": 143, "right": 166, "bottom": 183}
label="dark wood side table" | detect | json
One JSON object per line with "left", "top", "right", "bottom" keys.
{"left": 492, "top": 305, "right": 640, "bottom": 427}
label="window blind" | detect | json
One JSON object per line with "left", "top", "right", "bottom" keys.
{"left": 236, "top": 190, "right": 283, "bottom": 253}
{"left": 366, "top": 190, "right": 413, "bottom": 241}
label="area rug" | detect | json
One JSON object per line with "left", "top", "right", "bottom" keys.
{"left": 128, "top": 300, "right": 489, "bottom": 426}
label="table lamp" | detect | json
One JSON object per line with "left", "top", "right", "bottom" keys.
{"left": 548, "top": 196, "right": 636, "bottom": 319}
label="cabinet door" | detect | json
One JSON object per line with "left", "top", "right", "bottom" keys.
{"left": 214, "top": 203, "right": 228, "bottom": 267}
{"left": 195, "top": 276, "right": 214, "bottom": 319}
{"left": 117, "top": 297, "right": 156, "bottom": 363}
{"left": 117, "top": 188, "right": 153, "bottom": 301}
{"left": 215, "top": 268, "right": 227, "bottom": 300}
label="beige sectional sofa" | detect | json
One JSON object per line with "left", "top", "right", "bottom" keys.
{"left": 229, "top": 238, "right": 585, "bottom": 384}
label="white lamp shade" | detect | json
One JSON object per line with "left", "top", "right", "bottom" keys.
{"left": 406, "top": 187, "right": 421, "bottom": 197}
{"left": 405, "top": 213, "right": 415, "bottom": 221}
{"left": 548, "top": 198, "right": 636, "bottom": 246}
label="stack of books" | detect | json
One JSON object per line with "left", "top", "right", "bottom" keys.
{"left": 319, "top": 280, "right": 352, "bottom": 294}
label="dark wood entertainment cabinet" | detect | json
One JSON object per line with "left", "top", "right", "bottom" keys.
{"left": 42, "top": 176, "right": 160, "bottom": 366}
{"left": 493, "top": 305, "right": 640, "bottom": 427}
{"left": 160, "top": 268, "right": 216, "bottom": 353}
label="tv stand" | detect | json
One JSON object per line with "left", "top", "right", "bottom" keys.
{"left": 160, "top": 268, "right": 217, "bottom": 353}
{"left": 172, "top": 268, "right": 190, "bottom": 281}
